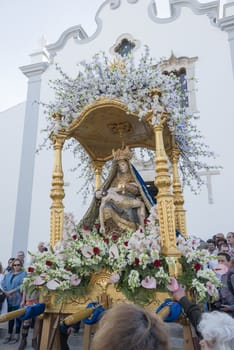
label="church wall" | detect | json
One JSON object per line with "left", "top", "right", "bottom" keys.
{"left": 26, "top": 0, "right": 234, "bottom": 253}
{"left": 0, "top": 103, "right": 25, "bottom": 265}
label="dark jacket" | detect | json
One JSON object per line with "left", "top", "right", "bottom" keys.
{"left": 178, "top": 296, "right": 201, "bottom": 334}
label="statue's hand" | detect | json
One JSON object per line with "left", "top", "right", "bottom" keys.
{"left": 100, "top": 226, "right": 106, "bottom": 234}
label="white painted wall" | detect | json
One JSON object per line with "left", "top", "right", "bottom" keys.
{"left": 0, "top": 103, "right": 25, "bottom": 265}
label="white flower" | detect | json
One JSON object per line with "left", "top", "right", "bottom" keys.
{"left": 40, "top": 47, "right": 220, "bottom": 197}
{"left": 128, "top": 270, "right": 140, "bottom": 290}
{"left": 191, "top": 279, "right": 207, "bottom": 301}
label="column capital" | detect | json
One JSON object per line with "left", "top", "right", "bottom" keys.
{"left": 20, "top": 62, "right": 49, "bottom": 79}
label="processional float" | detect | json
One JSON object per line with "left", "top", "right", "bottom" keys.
{"left": 37, "top": 93, "right": 193, "bottom": 350}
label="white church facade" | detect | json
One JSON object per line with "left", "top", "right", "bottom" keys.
{"left": 1, "top": 0, "right": 234, "bottom": 265}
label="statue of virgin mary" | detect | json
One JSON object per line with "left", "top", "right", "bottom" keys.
{"left": 79, "top": 146, "right": 156, "bottom": 235}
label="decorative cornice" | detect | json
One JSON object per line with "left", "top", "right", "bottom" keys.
{"left": 19, "top": 62, "right": 49, "bottom": 78}
{"left": 45, "top": 25, "right": 88, "bottom": 59}
{"left": 148, "top": 0, "right": 219, "bottom": 25}
{"left": 218, "top": 15, "right": 234, "bottom": 33}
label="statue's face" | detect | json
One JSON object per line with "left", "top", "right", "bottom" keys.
{"left": 118, "top": 160, "right": 129, "bottom": 173}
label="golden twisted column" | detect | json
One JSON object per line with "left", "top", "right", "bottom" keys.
{"left": 170, "top": 144, "right": 187, "bottom": 238}
{"left": 150, "top": 113, "right": 180, "bottom": 264}
{"left": 50, "top": 115, "right": 66, "bottom": 247}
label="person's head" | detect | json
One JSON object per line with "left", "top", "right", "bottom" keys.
{"left": 206, "top": 239, "right": 216, "bottom": 253}
{"left": 7, "top": 258, "right": 15, "bottom": 271}
{"left": 217, "top": 239, "right": 227, "bottom": 251}
{"left": 91, "top": 303, "right": 170, "bottom": 350}
{"left": 198, "top": 311, "right": 234, "bottom": 350}
{"left": 16, "top": 251, "right": 25, "bottom": 263}
{"left": 198, "top": 241, "right": 208, "bottom": 250}
{"left": 117, "top": 160, "right": 129, "bottom": 174}
{"left": 8, "top": 258, "right": 14, "bottom": 266}
{"left": 38, "top": 242, "right": 46, "bottom": 253}
{"left": 214, "top": 233, "right": 225, "bottom": 245}
{"left": 218, "top": 252, "right": 231, "bottom": 267}
{"left": 219, "top": 243, "right": 229, "bottom": 254}
{"left": 12, "top": 258, "right": 23, "bottom": 272}
{"left": 226, "top": 232, "right": 234, "bottom": 246}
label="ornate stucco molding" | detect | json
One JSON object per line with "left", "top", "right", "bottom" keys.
{"left": 45, "top": 25, "right": 88, "bottom": 61}
{"left": 148, "top": 0, "right": 219, "bottom": 25}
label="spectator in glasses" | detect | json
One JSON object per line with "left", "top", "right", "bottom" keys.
{"left": 2, "top": 259, "right": 27, "bottom": 344}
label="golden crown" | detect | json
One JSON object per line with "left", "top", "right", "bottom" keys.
{"left": 112, "top": 146, "right": 133, "bottom": 161}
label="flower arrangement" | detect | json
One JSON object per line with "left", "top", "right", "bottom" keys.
{"left": 40, "top": 46, "right": 220, "bottom": 198}
{"left": 23, "top": 208, "right": 221, "bottom": 305}
{"left": 176, "top": 235, "right": 221, "bottom": 302}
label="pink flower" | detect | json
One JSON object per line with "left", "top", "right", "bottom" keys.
{"left": 167, "top": 277, "right": 179, "bottom": 292}
{"left": 141, "top": 276, "right": 156, "bottom": 289}
{"left": 46, "top": 279, "right": 61, "bottom": 290}
{"left": 81, "top": 245, "right": 93, "bottom": 258}
{"left": 83, "top": 225, "right": 89, "bottom": 230}
{"left": 124, "top": 241, "right": 128, "bottom": 246}
{"left": 28, "top": 267, "right": 34, "bottom": 273}
{"left": 34, "top": 275, "right": 45, "bottom": 286}
{"left": 45, "top": 260, "right": 53, "bottom": 267}
{"left": 70, "top": 274, "right": 81, "bottom": 286}
{"left": 72, "top": 234, "right": 78, "bottom": 240}
{"left": 109, "top": 273, "right": 120, "bottom": 284}
{"left": 103, "top": 238, "right": 109, "bottom": 244}
{"left": 80, "top": 230, "right": 91, "bottom": 239}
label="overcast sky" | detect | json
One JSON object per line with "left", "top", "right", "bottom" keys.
{"left": 0, "top": 0, "right": 229, "bottom": 112}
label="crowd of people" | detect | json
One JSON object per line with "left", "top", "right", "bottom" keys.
{"left": 0, "top": 243, "right": 47, "bottom": 349}
{"left": 202, "top": 232, "right": 234, "bottom": 316}
{"left": 1, "top": 233, "right": 234, "bottom": 350}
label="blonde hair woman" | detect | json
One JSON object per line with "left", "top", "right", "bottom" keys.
{"left": 91, "top": 303, "right": 170, "bottom": 350}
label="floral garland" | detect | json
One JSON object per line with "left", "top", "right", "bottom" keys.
{"left": 176, "top": 235, "right": 221, "bottom": 302}
{"left": 23, "top": 208, "right": 221, "bottom": 304}
{"left": 40, "top": 46, "right": 220, "bottom": 198}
